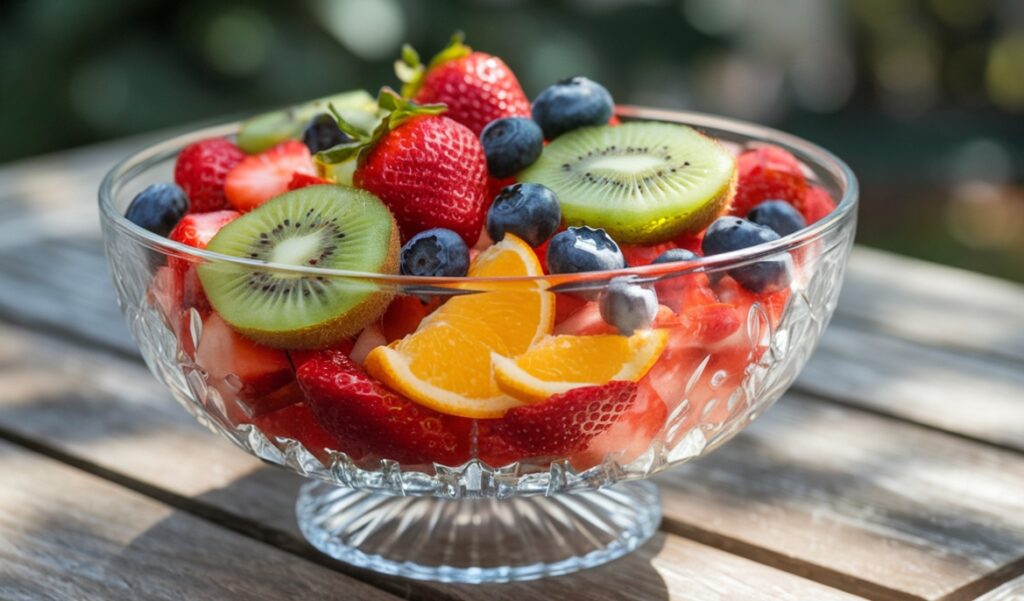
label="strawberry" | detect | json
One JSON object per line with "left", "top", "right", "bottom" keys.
{"left": 571, "top": 378, "right": 666, "bottom": 469}
{"left": 484, "top": 381, "right": 638, "bottom": 457}
{"left": 224, "top": 140, "right": 316, "bottom": 212}
{"left": 730, "top": 145, "right": 807, "bottom": 217}
{"left": 487, "top": 175, "right": 517, "bottom": 205}
{"left": 195, "top": 313, "right": 295, "bottom": 412}
{"left": 174, "top": 138, "right": 245, "bottom": 213}
{"left": 166, "top": 210, "right": 240, "bottom": 316}
{"left": 168, "top": 209, "right": 240, "bottom": 249}
{"left": 287, "top": 172, "right": 330, "bottom": 191}
{"left": 396, "top": 33, "right": 530, "bottom": 136}
{"left": 380, "top": 295, "right": 430, "bottom": 343}
{"left": 797, "top": 185, "right": 837, "bottom": 224}
{"left": 297, "top": 351, "right": 473, "bottom": 465}
{"left": 253, "top": 402, "right": 346, "bottom": 463}
{"left": 333, "top": 91, "right": 489, "bottom": 245}
{"left": 554, "top": 301, "right": 676, "bottom": 336}
{"left": 672, "top": 231, "right": 705, "bottom": 255}
{"left": 620, "top": 241, "right": 680, "bottom": 267}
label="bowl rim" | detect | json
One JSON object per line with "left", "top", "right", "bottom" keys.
{"left": 98, "top": 105, "right": 858, "bottom": 287}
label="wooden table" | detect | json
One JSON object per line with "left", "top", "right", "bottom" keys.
{"left": 1, "top": 137, "right": 1023, "bottom": 601}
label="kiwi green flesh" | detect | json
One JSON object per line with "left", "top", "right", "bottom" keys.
{"left": 197, "top": 185, "right": 399, "bottom": 349}
{"left": 519, "top": 122, "right": 737, "bottom": 244}
{"left": 237, "top": 90, "right": 379, "bottom": 154}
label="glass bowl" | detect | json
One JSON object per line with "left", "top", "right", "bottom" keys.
{"left": 99, "top": 106, "right": 857, "bottom": 583}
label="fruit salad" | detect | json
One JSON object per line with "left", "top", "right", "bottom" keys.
{"left": 126, "top": 33, "right": 838, "bottom": 472}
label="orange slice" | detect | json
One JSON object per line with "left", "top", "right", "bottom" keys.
{"left": 426, "top": 234, "right": 554, "bottom": 355}
{"left": 364, "top": 235, "right": 553, "bottom": 418}
{"left": 492, "top": 330, "right": 669, "bottom": 403}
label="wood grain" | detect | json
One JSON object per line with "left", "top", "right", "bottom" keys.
{"left": 798, "top": 320, "right": 1024, "bottom": 451}
{"left": 975, "top": 574, "right": 1024, "bottom": 601}
{"left": 0, "top": 326, "right": 863, "bottom": 601}
{"left": 1, "top": 322, "right": 1019, "bottom": 600}
{"left": 656, "top": 397, "right": 1024, "bottom": 600}
{"left": 0, "top": 439, "right": 398, "bottom": 601}
{"left": 839, "top": 246, "right": 1024, "bottom": 363}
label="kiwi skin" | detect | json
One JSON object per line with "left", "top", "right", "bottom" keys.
{"left": 222, "top": 226, "right": 400, "bottom": 351}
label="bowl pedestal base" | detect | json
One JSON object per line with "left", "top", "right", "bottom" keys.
{"left": 296, "top": 480, "right": 661, "bottom": 583}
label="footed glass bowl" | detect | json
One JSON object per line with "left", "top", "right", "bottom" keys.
{"left": 99, "top": 106, "right": 857, "bottom": 583}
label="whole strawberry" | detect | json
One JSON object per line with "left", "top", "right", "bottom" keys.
{"left": 321, "top": 90, "right": 490, "bottom": 245}
{"left": 729, "top": 145, "right": 807, "bottom": 217}
{"left": 174, "top": 138, "right": 245, "bottom": 213}
{"left": 396, "top": 33, "right": 530, "bottom": 136}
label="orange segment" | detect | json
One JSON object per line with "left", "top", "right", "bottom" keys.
{"left": 492, "top": 330, "right": 669, "bottom": 403}
{"left": 364, "top": 235, "right": 553, "bottom": 418}
{"left": 427, "top": 234, "right": 554, "bottom": 355}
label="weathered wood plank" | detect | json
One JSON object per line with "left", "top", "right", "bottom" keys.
{"left": 0, "top": 324, "right": 863, "bottom": 600}
{"left": 0, "top": 322, "right": 1018, "bottom": 600}
{"left": 657, "top": 398, "right": 1024, "bottom": 600}
{"left": 0, "top": 440, "right": 399, "bottom": 601}
{"left": 838, "top": 246, "right": 1024, "bottom": 363}
{"left": 975, "top": 574, "right": 1024, "bottom": 601}
{"left": 798, "top": 321, "right": 1024, "bottom": 451}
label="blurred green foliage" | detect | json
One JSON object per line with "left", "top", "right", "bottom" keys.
{"left": 1, "top": 0, "right": 1022, "bottom": 280}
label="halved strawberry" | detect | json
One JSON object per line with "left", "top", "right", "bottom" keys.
{"left": 571, "top": 378, "right": 666, "bottom": 469}
{"left": 169, "top": 209, "right": 241, "bottom": 249}
{"left": 380, "top": 295, "right": 430, "bottom": 343}
{"left": 796, "top": 185, "right": 837, "bottom": 224}
{"left": 554, "top": 301, "right": 676, "bottom": 336}
{"left": 166, "top": 210, "right": 241, "bottom": 318}
{"left": 224, "top": 140, "right": 316, "bottom": 212}
{"left": 483, "top": 381, "right": 638, "bottom": 457}
{"left": 195, "top": 313, "right": 295, "bottom": 415}
{"left": 620, "top": 241, "right": 680, "bottom": 267}
{"left": 174, "top": 137, "right": 245, "bottom": 213}
{"left": 714, "top": 275, "right": 790, "bottom": 328}
{"left": 730, "top": 145, "right": 807, "bottom": 217}
{"left": 297, "top": 351, "right": 473, "bottom": 465}
{"left": 287, "top": 172, "right": 330, "bottom": 191}
{"left": 252, "top": 402, "right": 346, "bottom": 463}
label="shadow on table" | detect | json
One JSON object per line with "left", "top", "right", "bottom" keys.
{"left": 114, "top": 467, "right": 671, "bottom": 601}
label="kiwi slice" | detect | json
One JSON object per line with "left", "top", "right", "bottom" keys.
{"left": 197, "top": 186, "right": 400, "bottom": 349}
{"left": 519, "top": 122, "right": 736, "bottom": 244}
{"left": 237, "top": 90, "right": 380, "bottom": 154}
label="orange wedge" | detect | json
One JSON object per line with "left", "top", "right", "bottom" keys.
{"left": 492, "top": 330, "right": 670, "bottom": 403}
{"left": 426, "top": 234, "right": 554, "bottom": 355}
{"left": 364, "top": 235, "right": 554, "bottom": 418}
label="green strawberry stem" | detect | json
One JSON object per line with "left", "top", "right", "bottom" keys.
{"left": 395, "top": 31, "right": 472, "bottom": 99}
{"left": 316, "top": 88, "right": 446, "bottom": 168}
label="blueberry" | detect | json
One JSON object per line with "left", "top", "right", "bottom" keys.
{"left": 746, "top": 200, "right": 806, "bottom": 237}
{"left": 651, "top": 248, "right": 699, "bottom": 265}
{"left": 302, "top": 113, "right": 350, "bottom": 153}
{"left": 546, "top": 226, "right": 625, "bottom": 274}
{"left": 531, "top": 77, "right": 615, "bottom": 140}
{"left": 480, "top": 117, "right": 544, "bottom": 178}
{"left": 124, "top": 183, "right": 189, "bottom": 237}
{"left": 702, "top": 217, "right": 790, "bottom": 293}
{"left": 400, "top": 228, "right": 469, "bottom": 278}
{"left": 600, "top": 276, "right": 658, "bottom": 336}
{"left": 486, "top": 183, "right": 561, "bottom": 247}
